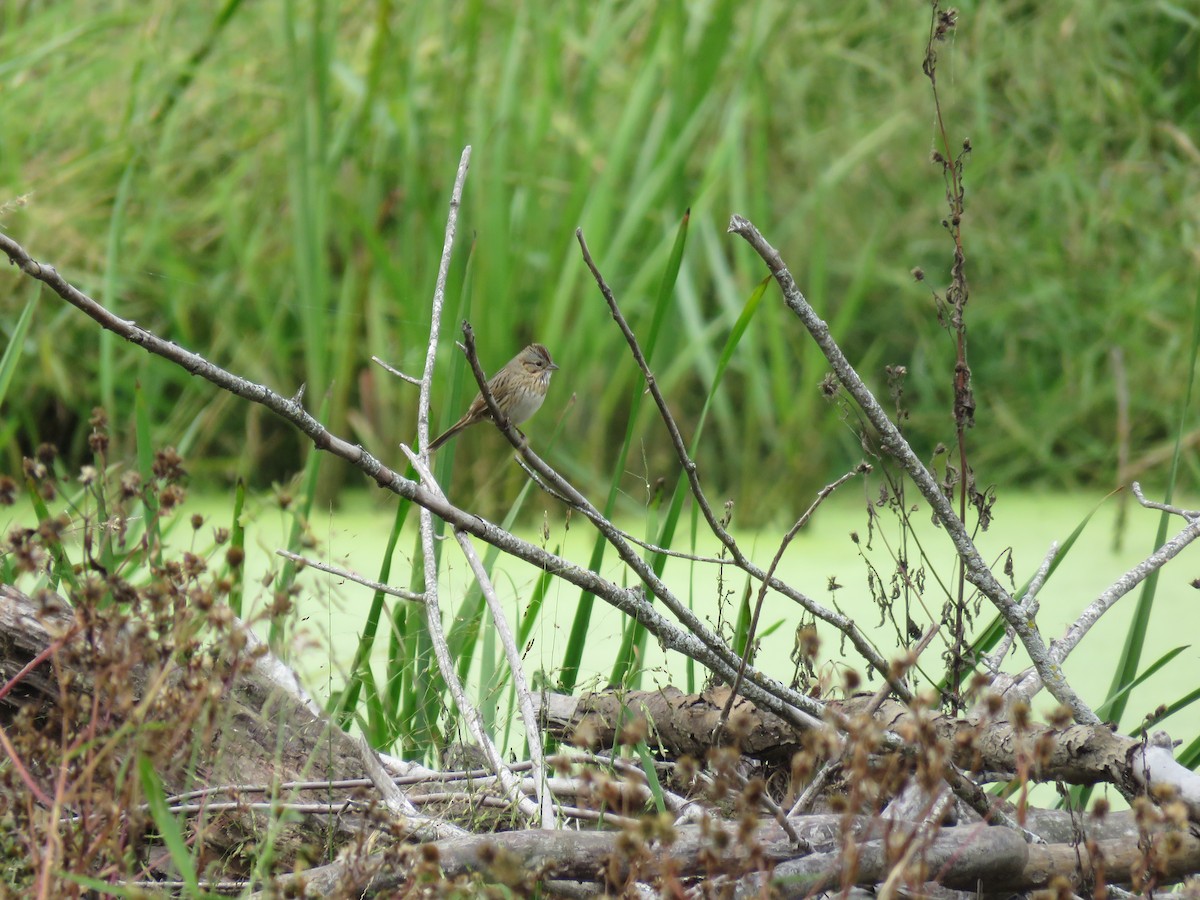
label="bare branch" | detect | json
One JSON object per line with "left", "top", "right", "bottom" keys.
{"left": 0, "top": 227, "right": 797, "bottom": 736}
{"left": 456, "top": 321, "right": 828, "bottom": 731}
{"left": 404, "top": 148, "right": 539, "bottom": 825}
{"left": 982, "top": 541, "right": 1056, "bottom": 676}
{"left": 418, "top": 147, "right": 472, "bottom": 453}
{"left": 575, "top": 227, "right": 907, "bottom": 699}
{"left": 274, "top": 549, "right": 423, "bottom": 603}
{"left": 1132, "top": 481, "right": 1200, "bottom": 521}
{"left": 354, "top": 734, "right": 422, "bottom": 820}
{"left": 727, "top": 213, "right": 1098, "bottom": 726}
{"left": 1014, "top": 513, "right": 1200, "bottom": 692}
{"left": 370, "top": 354, "right": 422, "bottom": 387}
{"left": 721, "top": 466, "right": 866, "bottom": 726}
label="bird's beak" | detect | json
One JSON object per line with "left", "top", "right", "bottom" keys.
{"left": 549, "top": 361, "right": 560, "bottom": 371}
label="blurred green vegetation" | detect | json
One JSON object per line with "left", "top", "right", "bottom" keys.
{"left": 1, "top": 1, "right": 1198, "bottom": 521}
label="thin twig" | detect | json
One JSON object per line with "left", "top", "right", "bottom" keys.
{"left": 274, "top": 549, "right": 423, "bottom": 602}
{"left": 453, "top": 528, "right": 557, "bottom": 826}
{"left": 720, "top": 467, "right": 864, "bottom": 728}
{"left": 121, "top": 882, "right": 254, "bottom": 895}
{"left": 355, "top": 733, "right": 421, "bottom": 820}
{"left": 733, "top": 768, "right": 803, "bottom": 846}
{"left": 1054, "top": 509, "right": 1200, "bottom": 658}
{"left": 1132, "top": 481, "right": 1200, "bottom": 521}
{"left": 575, "top": 228, "right": 909, "bottom": 701}
{"left": 982, "top": 542, "right": 1056, "bottom": 676}
{"left": 599, "top": 531, "right": 731, "bottom": 564}
{"left": 371, "top": 354, "right": 422, "bottom": 387}
{"left": 0, "top": 722, "right": 50, "bottom": 806}
{"left": 419, "top": 148, "right": 472, "bottom": 454}
{"left": 458, "top": 321, "right": 826, "bottom": 732}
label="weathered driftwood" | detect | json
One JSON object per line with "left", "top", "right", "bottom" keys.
{"left": 6, "top": 583, "right": 1200, "bottom": 896}
{"left": 276, "top": 809, "right": 1200, "bottom": 898}
{"left": 538, "top": 686, "right": 1200, "bottom": 813}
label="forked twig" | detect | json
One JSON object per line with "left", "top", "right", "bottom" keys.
{"left": 982, "top": 541, "right": 1056, "bottom": 677}
{"left": 0, "top": 224, "right": 814, "bottom": 728}
{"left": 1011, "top": 495, "right": 1200, "bottom": 699}
{"left": 574, "top": 227, "right": 908, "bottom": 700}
{"left": 371, "top": 354, "right": 422, "bottom": 387}
{"left": 457, "top": 321, "right": 828, "bottom": 731}
{"left": 720, "top": 467, "right": 866, "bottom": 728}
{"left": 727, "top": 213, "right": 1098, "bottom": 726}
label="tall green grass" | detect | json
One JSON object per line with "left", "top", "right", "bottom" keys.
{"left": 1, "top": 2, "right": 1196, "bottom": 518}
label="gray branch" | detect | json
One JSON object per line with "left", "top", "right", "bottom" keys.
{"left": 727, "top": 213, "right": 1098, "bottom": 726}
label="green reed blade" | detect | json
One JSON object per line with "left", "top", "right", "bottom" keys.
{"left": 945, "top": 498, "right": 1103, "bottom": 694}
{"left": 561, "top": 209, "right": 691, "bottom": 692}
{"left": 0, "top": 294, "right": 37, "bottom": 415}
{"left": 227, "top": 477, "right": 247, "bottom": 617}
{"left": 134, "top": 380, "right": 162, "bottom": 569}
{"left": 138, "top": 755, "right": 202, "bottom": 897}
{"left": 1104, "top": 278, "right": 1200, "bottom": 729}
{"left": 1095, "top": 645, "right": 1189, "bottom": 722}
{"left": 333, "top": 485, "right": 412, "bottom": 730}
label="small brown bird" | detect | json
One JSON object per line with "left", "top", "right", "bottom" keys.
{"left": 429, "top": 343, "right": 558, "bottom": 452}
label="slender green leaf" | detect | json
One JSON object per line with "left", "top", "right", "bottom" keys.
{"left": 333, "top": 486, "right": 413, "bottom": 729}
{"left": 24, "top": 476, "right": 77, "bottom": 592}
{"left": 1094, "top": 645, "right": 1189, "bottom": 722}
{"left": 1102, "top": 279, "right": 1200, "bottom": 730}
{"left": 227, "top": 477, "right": 247, "bottom": 617}
{"left": 1133, "top": 682, "right": 1200, "bottom": 739}
{"left": 732, "top": 577, "right": 753, "bottom": 657}
{"left": 138, "top": 755, "right": 203, "bottom": 897}
{"left": 0, "top": 293, "right": 38, "bottom": 410}
{"left": 611, "top": 274, "right": 765, "bottom": 686}
{"left": 1176, "top": 722, "right": 1200, "bottom": 771}
{"left": 635, "top": 739, "right": 667, "bottom": 815}
{"left": 562, "top": 209, "right": 691, "bottom": 692}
